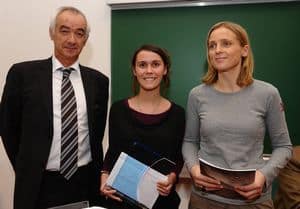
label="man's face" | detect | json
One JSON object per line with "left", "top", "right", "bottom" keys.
{"left": 50, "top": 10, "right": 88, "bottom": 66}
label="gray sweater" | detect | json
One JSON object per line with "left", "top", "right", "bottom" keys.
{"left": 182, "top": 80, "right": 292, "bottom": 205}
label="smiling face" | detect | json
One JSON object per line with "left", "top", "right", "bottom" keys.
{"left": 208, "top": 26, "right": 249, "bottom": 74}
{"left": 133, "top": 50, "right": 167, "bottom": 93}
{"left": 50, "top": 10, "right": 88, "bottom": 67}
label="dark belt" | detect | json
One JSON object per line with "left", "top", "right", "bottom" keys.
{"left": 44, "top": 163, "right": 91, "bottom": 177}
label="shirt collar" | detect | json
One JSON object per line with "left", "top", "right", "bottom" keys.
{"left": 52, "top": 56, "right": 80, "bottom": 73}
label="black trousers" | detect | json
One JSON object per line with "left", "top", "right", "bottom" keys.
{"left": 36, "top": 163, "right": 98, "bottom": 209}
{"left": 103, "top": 190, "right": 180, "bottom": 209}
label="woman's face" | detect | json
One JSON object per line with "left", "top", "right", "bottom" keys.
{"left": 208, "top": 27, "right": 248, "bottom": 73}
{"left": 133, "top": 50, "right": 167, "bottom": 92}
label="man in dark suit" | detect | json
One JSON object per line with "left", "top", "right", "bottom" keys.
{"left": 0, "top": 6, "right": 109, "bottom": 209}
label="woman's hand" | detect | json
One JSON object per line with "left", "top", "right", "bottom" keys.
{"left": 190, "top": 165, "right": 223, "bottom": 191}
{"left": 156, "top": 172, "right": 176, "bottom": 196}
{"left": 235, "top": 170, "right": 266, "bottom": 201}
{"left": 100, "top": 172, "right": 122, "bottom": 202}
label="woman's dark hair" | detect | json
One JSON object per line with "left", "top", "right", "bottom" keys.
{"left": 131, "top": 44, "right": 171, "bottom": 95}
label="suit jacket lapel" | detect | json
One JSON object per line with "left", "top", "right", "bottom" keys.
{"left": 80, "top": 66, "right": 94, "bottom": 130}
{"left": 39, "top": 58, "right": 53, "bottom": 127}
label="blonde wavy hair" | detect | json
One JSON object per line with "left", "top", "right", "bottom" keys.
{"left": 202, "top": 21, "right": 254, "bottom": 87}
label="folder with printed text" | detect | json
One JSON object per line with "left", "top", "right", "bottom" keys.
{"left": 106, "top": 152, "right": 175, "bottom": 209}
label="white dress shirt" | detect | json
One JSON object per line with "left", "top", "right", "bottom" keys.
{"left": 46, "top": 56, "right": 91, "bottom": 170}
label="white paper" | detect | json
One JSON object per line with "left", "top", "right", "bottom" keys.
{"left": 107, "top": 152, "right": 167, "bottom": 209}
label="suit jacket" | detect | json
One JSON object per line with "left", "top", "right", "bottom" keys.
{"left": 0, "top": 58, "right": 109, "bottom": 209}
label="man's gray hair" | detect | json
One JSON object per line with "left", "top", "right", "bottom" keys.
{"left": 49, "top": 6, "right": 90, "bottom": 38}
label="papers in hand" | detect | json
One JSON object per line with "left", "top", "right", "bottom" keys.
{"left": 106, "top": 152, "right": 169, "bottom": 209}
{"left": 199, "top": 158, "right": 256, "bottom": 199}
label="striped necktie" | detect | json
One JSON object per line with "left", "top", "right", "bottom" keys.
{"left": 60, "top": 68, "right": 78, "bottom": 180}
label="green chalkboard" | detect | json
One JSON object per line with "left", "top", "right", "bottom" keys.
{"left": 111, "top": 2, "right": 300, "bottom": 147}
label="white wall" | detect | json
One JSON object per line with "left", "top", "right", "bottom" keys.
{"left": 0, "top": 1, "right": 111, "bottom": 209}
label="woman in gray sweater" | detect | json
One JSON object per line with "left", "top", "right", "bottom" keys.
{"left": 182, "top": 21, "right": 292, "bottom": 208}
